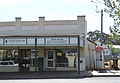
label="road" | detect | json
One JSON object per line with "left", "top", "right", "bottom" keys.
{"left": 0, "top": 77, "right": 120, "bottom": 83}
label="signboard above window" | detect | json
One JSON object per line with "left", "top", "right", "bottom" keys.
{"left": 46, "top": 38, "right": 69, "bottom": 45}
{"left": 70, "top": 37, "right": 78, "bottom": 45}
{"left": 0, "top": 39, "right": 3, "bottom": 44}
{"left": 4, "top": 38, "right": 26, "bottom": 45}
{"left": 0, "top": 36, "right": 84, "bottom": 46}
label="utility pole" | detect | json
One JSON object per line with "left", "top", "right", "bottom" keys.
{"left": 100, "top": 9, "right": 104, "bottom": 69}
{"left": 91, "top": 0, "right": 104, "bottom": 69}
{"left": 101, "top": 10, "right": 103, "bottom": 46}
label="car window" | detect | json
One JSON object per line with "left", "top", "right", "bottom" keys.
{"left": 0, "top": 62, "right": 9, "bottom": 65}
{"left": 9, "top": 62, "right": 13, "bottom": 65}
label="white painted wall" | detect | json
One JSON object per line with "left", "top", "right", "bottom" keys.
{"left": 0, "top": 16, "right": 86, "bottom": 36}
{"left": 86, "top": 40, "right": 96, "bottom": 70}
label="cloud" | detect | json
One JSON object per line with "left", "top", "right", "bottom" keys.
{"left": 0, "top": 0, "right": 33, "bottom": 6}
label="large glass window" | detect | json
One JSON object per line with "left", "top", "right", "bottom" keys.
{"left": 56, "top": 50, "right": 77, "bottom": 68}
{"left": 0, "top": 49, "right": 38, "bottom": 67}
{"left": 0, "top": 50, "right": 19, "bottom": 63}
{"left": 0, "top": 50, "right": 19, "bottom": 67}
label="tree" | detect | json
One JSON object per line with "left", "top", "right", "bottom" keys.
{"left": 103, "top": 0, "right": 120, "bottom": 34}
{"left": 87, "top": 30, "right": 101, "bottom": 41}
{"left": 87, "top": 30, "right": 120, "bottom": 45}
{"left": 87, "top": 30, "right": 112, "bottom": 45}
{"left": 91, "top": 0, "right": 120, "bottom": 44}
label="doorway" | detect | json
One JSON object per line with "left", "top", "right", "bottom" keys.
{"left": 46, "top": 50, "right": 55, "bottom": 68}
{"left": 19, "top": 49, "right": 31, "bottom": 72}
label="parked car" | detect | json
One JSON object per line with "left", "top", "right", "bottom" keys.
{"left": 0, "top": 61, "right": 18, "bottom": 66}
{"left": 104, "top": 62, "right": 110, "bottom": 69}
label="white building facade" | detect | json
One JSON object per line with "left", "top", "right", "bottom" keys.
{"left": 0, "top": 16, "right": 87, "bottom": 72}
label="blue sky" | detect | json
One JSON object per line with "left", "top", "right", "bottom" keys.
{"left": 0, "top": 0, "right": 113, "bottom": 34}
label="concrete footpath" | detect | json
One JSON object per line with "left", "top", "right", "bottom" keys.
{"left": 92, "top": 70, "right": 120, "bottom": 77}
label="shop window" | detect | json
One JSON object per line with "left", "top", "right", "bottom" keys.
{"left": 0, "top": 49, "right": 38, "bottom": 67}
{"left": 48, "top": 51, "right": 53, "bottom": 59}
{"left": 56, "top": 50, "right": 77, "bottom": 67}
{"left": 0, "top": 50, "right": 19, "bottom": 66}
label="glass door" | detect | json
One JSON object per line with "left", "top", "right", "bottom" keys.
{"left": 46, "top": 50, "right": 55, "bottom": 68}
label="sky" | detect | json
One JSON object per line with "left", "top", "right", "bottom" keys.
{"left": 0, "top": 0, "right": 113, "bottom": 34}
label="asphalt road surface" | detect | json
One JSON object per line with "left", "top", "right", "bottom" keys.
{"left": 0, "top": 77, "right": 120, "bottom": 83}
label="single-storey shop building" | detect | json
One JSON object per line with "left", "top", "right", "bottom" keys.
{"left": 0, "top": 16, "right": 87, "bottom": 72}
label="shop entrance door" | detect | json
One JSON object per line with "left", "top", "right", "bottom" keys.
{"left": 19, "top": 49, "right": 31, "bottom": 72}
{"left": 46, "top": 50, "right": 55, "bottom": 68}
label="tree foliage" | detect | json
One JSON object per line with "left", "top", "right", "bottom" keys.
{"left": 103, "top": 0, "right": 120, "bottom": 34}
{"left": 91, "top": 0, "right": 120, "bottom": 45}
{"left": 87, "top": 30, "right": 120, "bottom": 45}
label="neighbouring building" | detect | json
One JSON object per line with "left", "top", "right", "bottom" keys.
{"left": 0, "top": 16, "right": 87, "bottom": 72}
{"left": 94, "top": 41, "right": 112, "bottom": 69}
{"left": 86, "top": 38, "right": 97, "bottom": 70}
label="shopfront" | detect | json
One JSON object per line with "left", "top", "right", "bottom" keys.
{"left": 45, "top": 49, "right": 77, "bottom": 70}
{"left": 0, "top": 49, "right": 39, "bottom": 72}
{"left": 0, "top": 36, "right": 84, "bottom": 72}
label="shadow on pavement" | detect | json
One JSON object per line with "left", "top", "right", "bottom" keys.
{"left": 0, "top": 71, "right": 93, "bottom": 80}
